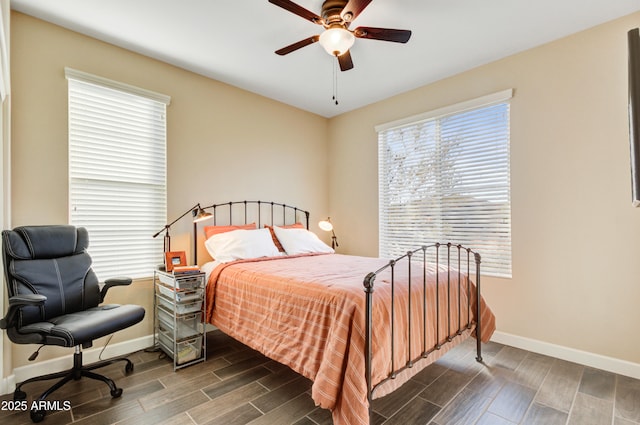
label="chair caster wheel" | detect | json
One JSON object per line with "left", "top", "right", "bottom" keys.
{"left": 125, "top": 362, "right": 134, "bottom": 374}
{"left": 111, "top": 388, "right": 123, "bottom": 398}
{"left": 30, "top": 409, "right": 46, "bottom": 423}
{"left": 14, "top": 390, "right": 27, "bottom": 400}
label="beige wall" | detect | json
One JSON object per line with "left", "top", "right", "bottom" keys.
{"left": 328, "top": 12, "right": 640, "bottom": 364}
{"left": 8, "top": 12, "right": 329, "bottom": 369}
{"left": 7, "top": 7, "right": 640, "bottom": 377}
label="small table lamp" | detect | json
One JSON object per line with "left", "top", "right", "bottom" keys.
{"left": 319, "top": 217, "right": 339, "bottom": 249}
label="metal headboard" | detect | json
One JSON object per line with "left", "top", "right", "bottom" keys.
{"left": 194, "top": 200, "right": 310, "bottom": 264}
{"left": 202, "top": 200, "right": 309, "bottom": 229}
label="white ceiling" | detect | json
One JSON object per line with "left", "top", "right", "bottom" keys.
{"left": 11, "top": 0, "right": 640, "bottom": 118}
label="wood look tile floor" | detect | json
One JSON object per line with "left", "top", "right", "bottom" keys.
{"left": 2, "top": 329, "right": 640, "bottom": 425}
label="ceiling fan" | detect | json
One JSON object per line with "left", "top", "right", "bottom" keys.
{"left": 269, "top": 0, "right": 412, "bottom": 71}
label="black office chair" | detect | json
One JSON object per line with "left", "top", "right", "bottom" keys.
{"left": 0, "top": 225, "right": 146, "bottom": 422}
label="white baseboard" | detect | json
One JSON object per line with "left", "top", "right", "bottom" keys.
{"left": 491, "top": 331, "right": 640, "bottom": 379}
{"left": 0, "top": 372, "right": 15, "bottom": 397}
{"left": 0, "top": 334, "right": 155, "bottom": 396}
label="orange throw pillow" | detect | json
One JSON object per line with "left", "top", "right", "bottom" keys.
{"left": 204, "top": 223, "right": 257, "bottom": 240}
{"left": 264, "top": 223, "right": 304, "bottom": 252}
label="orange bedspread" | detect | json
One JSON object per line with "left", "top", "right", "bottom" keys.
{"left": 205, "top": 253, "right": 495, "bottom": 425}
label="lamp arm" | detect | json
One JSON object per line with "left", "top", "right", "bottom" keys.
{"left": 152, "top": 225, "right": 169, "bottom": 239}
{"left": 152, "top": 203, "right": 202, "bottom": 238}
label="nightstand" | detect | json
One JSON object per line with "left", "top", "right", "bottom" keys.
{"left": 153, "top": 270, "right": 206, "bottom": 370}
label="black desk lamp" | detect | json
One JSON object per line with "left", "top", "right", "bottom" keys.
{"left": 153, "top": 203, "right": 213, "bottom": 263}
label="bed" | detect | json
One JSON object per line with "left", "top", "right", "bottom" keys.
{"left": 196, "top": 201, "right": 495, "bottom": 425}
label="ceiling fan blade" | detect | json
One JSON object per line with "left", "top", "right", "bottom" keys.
{"left": 268, "top": 0, "right": 323, "bottom": 24}
{"left": 353, "top": 26, "right": 412, "bottom": 43}
{"left": 340, "top": 0, "right": 373, "bottom": 22}
{"left": 275, "top": 35, "right": 320, "bottom": 55}
{"left": 338, "top": 50, "right": 354, "bottom": 71}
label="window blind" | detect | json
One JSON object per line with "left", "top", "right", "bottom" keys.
{"left": 377, "top": 91, "right": 512, "bottom": 278}
{"left": 67, "top": 69, "right": 169, "bottom": 279}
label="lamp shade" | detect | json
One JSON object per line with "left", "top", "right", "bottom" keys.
{"left": 193, "top": 207, "right": 213, "bottom": 223}
{"left": 318, "top": 219, "right": 334, "bottom": 231}
{"left": 319, "top": 27, "right": 355, "bottom": 56}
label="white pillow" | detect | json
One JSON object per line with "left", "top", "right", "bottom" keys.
{"left": 204, "top": 228, "right": 281, "bottom": 263}
{"left": 272, "top": 226, "right": 334, "bottom": 255}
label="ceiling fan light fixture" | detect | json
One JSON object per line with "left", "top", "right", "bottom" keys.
{"left": 319, "top": 27, "right": 355, "bottom": 56}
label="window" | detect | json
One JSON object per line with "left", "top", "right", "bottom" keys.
{"left": 376, "top": 90, "right": 512, "bottom": 278}
{"left": 66, "top": 68, "right": 170, "bottom": 279}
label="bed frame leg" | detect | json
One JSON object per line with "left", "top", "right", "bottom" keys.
{"left": 474, "top": 252, "right": 483, "bottom": 363}
{"left": 363, "top": 272, "right": 376, "bottom": 421}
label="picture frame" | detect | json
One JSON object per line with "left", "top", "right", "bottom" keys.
{"left": 165, "top": 251, "right": 187, "bottom": 272}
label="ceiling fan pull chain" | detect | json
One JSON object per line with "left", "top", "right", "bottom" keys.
{"left": 333, "top": 57, "right": 339, "bottom": 105}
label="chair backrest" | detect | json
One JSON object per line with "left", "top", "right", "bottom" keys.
{"left": 2, "top": 225, "right": 101, "bottom": 327}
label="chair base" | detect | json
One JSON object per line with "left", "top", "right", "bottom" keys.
{"left": 14, "top": 347, "right": 134, "bottom": 423}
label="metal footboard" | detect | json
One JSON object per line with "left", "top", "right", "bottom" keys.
{"left": 363, "top": 243, "right": 483, "bottom": 417}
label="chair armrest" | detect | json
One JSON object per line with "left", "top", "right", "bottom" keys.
{"left": 100, "top": 277, "right": 133, "bottom": 303}
{"left": 0, "top": 294, "right": 47, "bottom": 329}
